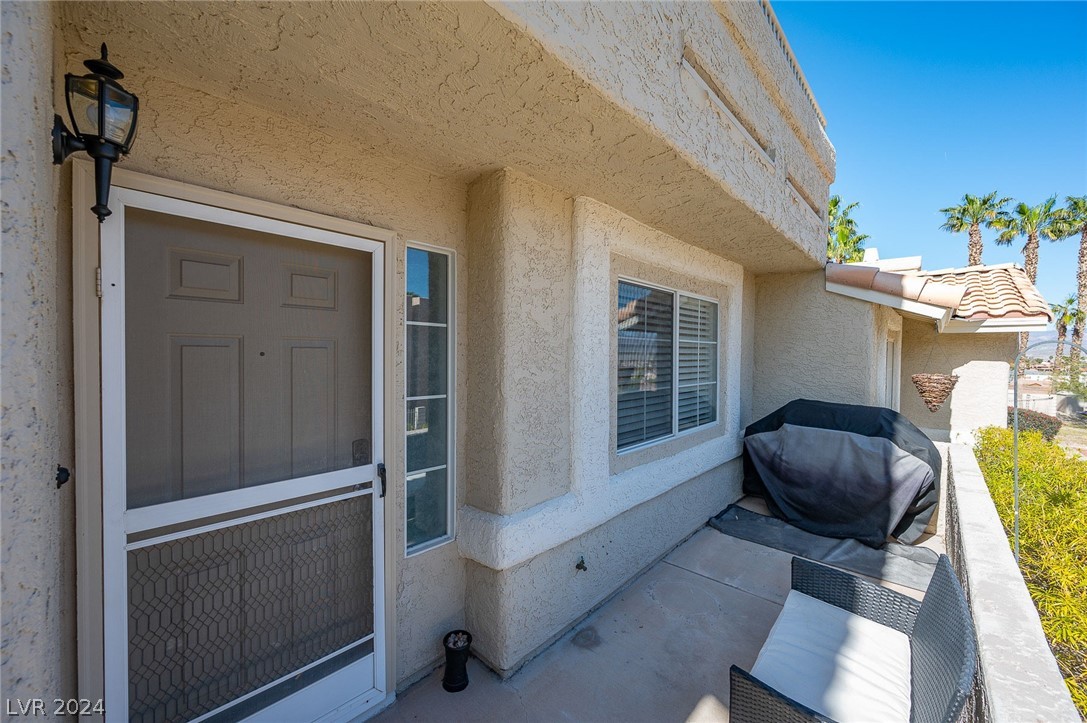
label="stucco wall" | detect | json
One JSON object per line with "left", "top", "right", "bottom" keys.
{"left": 459, "top": 197, "right": 745, "bottom": 572}
{"left": 900, "top": 318, "right": 1015, "bottom": 444}
{"left": 55, "top": 1, "right": 824, "bottom": 276}
{"left": 491, "top": 0, "right": 832, "bottom": 263}
{"left": 465, "top": 170, "right": 573, "bottom": 516}
{"left": 465, "top": 459, "right": 742, "bottom": 675}
{"left": 461, "top": 194, "right": 746, "bottom": 673}
{"left": 874, "top": 304, "right": 904, "bottom": 410}
{"left": 1, "top": 1, "right": 79, "bottom": 707}
{"left": 751, "top": 270, "right": 879, "bottom": 419}
{"left": 9, "top": 1, "right": 839, "bottom": 704}
{"left": 48, "top": 28, "right": 475, "bottom": 689}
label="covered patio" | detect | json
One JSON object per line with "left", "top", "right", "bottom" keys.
{"left": 373, "top": 498, "right": 940, "bottom": 722}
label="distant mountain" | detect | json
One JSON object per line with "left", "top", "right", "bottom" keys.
{"left": 1025, "top": 329, "right": 1060, "bottom": 359}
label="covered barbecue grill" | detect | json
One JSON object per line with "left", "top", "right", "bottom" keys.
{"left": 742, "top": 399, "right": 940, "bottom": 547}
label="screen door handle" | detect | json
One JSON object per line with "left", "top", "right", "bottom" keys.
{"left": 377, "top": 463, "right": 386, "bottom": 498}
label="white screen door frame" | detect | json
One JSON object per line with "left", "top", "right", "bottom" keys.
{"left": 78, "top": 166, "right": 391, "bottom": 722}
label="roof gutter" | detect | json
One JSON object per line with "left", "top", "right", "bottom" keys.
{"left": 825, "top": 280, "right": 954, "bottom": 329}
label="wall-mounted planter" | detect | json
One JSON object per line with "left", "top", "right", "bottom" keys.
{"left": 442, "top": 630, "right": 472, "bottom": 693}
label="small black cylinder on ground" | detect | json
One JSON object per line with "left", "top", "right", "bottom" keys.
{"left": 441, "top": 630, "right": 472, "bottom": 693}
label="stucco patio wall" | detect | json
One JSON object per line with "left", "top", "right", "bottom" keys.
{"left": 460, "top": 184, "right": 749, "bottom": 675}
{"left": 750, "top": 269, "right": 881, "bottom": 420}
{"left": 465, "top": 170, "right": 574, "bottom": 516}
{"left": 1, "top": 0, "right": 78, "bottom": 704}
{"left": 944, "top": 444, "right": 1079, "bottom": 721}
{"left": 465, "top": 459, "right": 742, "bottom": 676}
{"left": 12, "top": 21, "right": 483, "bottom": 693}
{"left": 492, "top": 0, "right": 833, "bottom": 265}
{"left": 6, "top": 0, "right": 836, "bottom": 702}
{"left": 900, "top": 318, "right": 1015, "bottom": 444}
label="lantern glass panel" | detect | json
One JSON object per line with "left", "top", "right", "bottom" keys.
{"left": 103, "top": 85, "right": 136, "bottom": 146}
{"left": 67, "top": 76, "right": 101, "bottom": 137}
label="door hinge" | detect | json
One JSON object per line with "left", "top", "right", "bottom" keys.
{"left": 95, "top": 267, "right": 103, "bottom": 298}
{"left": 377, "top": 462, "right": 386, "bottom": 498}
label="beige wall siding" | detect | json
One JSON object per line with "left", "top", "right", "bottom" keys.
{"left": 900, "top": 318, "right": 1015, "bottom": 444}
{"left": 751, "top": 270, "right": 878, "bottom": 419}
{"left": 1, "top": 0, "right": 79, "bottom": 703}
{"left": 465, "top": 170, "right": 573, "bottom": 516}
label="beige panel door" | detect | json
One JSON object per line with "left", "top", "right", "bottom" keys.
{"left": 124, "top": 208, "right": 372, "bottom": 508}
{"left": 102, "top": 197, "right": 385, "bottom": 723}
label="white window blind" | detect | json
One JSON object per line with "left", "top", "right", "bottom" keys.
{"left": 678, "top": 296, "right": 718, "bottom": 431}
{"left": 617, "top": 281, "right": 719, "bottom": 452}
{"left": 617, "top": 281, "right": 674, "bottom": 450}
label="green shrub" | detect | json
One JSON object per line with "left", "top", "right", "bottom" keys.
{"left": 1008, "top": 406, "right": 1063, "bottom": 441}
{"left": 975, "top": 427, "right": 1087, "bottom": 714}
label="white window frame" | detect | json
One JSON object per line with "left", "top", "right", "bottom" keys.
{"left": 616, "top": 276, "right": 720, "bottom": 454}
{"left": 404, "top": 242, "right": 456, "bottom": 556}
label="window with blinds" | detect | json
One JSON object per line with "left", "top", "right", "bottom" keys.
{"left": 617, "top": 280, "right": 719, "bottom": 452}
{"left": 617, "top": 282, "right": 674, "bottom": 450}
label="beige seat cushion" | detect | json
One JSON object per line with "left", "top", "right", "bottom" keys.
{"left": 749, "top": 589, "right": 911, "bottom": 722}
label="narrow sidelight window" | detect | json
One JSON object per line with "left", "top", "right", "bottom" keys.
{"left": 617, "top": 280, "right": 718, "bottom": 452}
{"left": 406, "top": 245, "right": 454, "bottom": 553}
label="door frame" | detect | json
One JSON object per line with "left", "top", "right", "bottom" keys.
{"left": 72, "top": 160, "right": 398, "bottom": 720}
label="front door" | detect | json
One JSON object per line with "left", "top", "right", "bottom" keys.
{"left": 99, "top": 188, "right": 385, "bottom": 722}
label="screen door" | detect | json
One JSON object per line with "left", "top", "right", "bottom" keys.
{"left": 99, "top": 188, "right": 385, "bottom": 722}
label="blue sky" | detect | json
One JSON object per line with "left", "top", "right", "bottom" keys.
{"left": 772, "top": 1, "right": 1087, "bottom": 311}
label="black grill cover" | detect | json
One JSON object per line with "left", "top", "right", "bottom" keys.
{"left": 742, "top": 399, "right": 940, "bottom": 547}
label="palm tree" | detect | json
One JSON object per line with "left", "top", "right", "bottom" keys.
{"left": 995, "top": 197, "right": 1063, "bottom": 355}
{"left": 994, "top": 197, "right": 1063, "bottom": 283}
{"left": 827, "top": 195, "right": 869, "bottom": 263}
{"left": 1051, "top": 294, "right": 1077, "bottom": 373}
{"left": 1053, "top": 196, "right": 1087, "bottom": 364}
{"left": 939, "top": 191, "right": 1010, "bottom": 266}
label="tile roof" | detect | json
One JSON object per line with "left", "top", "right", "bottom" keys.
{"left": 825, "top": 264, "right": 966, "bottom": 309}
{"left": 911, "top": 263, "right": 1053, "bottom": 322}
{"left": 825, "top": 262, "right": 1053, "bottom": 322}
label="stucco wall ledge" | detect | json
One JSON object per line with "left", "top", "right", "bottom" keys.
{"left": 459, "top": 436, "right": 742, "bottom": 571}
{"left": 945, "top": 444, "right": 1079, "bottom": 721}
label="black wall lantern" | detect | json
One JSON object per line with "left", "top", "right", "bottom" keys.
{"left": 53, "top": 44, "right": 139, "bottom": 222}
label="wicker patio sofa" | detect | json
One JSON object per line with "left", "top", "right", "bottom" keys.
{"left": 730, "top": 555, "right": 976, "bottom": 723}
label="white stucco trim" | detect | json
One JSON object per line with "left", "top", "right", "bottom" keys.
{"left": 940, "top": 317, "right": 1051, "bottom": 334}
{"left": 458, "top": 197, "right": 744, "bottom": 571}
{"left": 458, "top": 434, "right": 743, "bottom": 571}
{"left": 826, "top": 281, "right": 952, "bottom": 326}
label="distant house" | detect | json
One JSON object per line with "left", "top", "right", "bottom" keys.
{"left": 826, "top": 255, "right": 1051, "bottom": 442}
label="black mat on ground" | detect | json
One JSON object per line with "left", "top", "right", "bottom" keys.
{"left": 709, "top": 504, "right": 939, "bottom": 591}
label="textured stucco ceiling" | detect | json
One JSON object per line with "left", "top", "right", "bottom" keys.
{"left": 59, "top": 1, "right": 822, "bottom": 273}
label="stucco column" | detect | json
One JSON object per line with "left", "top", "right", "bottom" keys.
{"left": 464, "top": 169, "right": 573, "bottom": 515}
{"left": 569, "top": 198, "right": 611, "bottom": 493}
{"left": 2, "top": 1, "right": 75, "bottom": 703}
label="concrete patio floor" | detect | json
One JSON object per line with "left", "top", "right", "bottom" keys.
{"left": 373, "top": 503, "right": 942, "bottom": 723}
